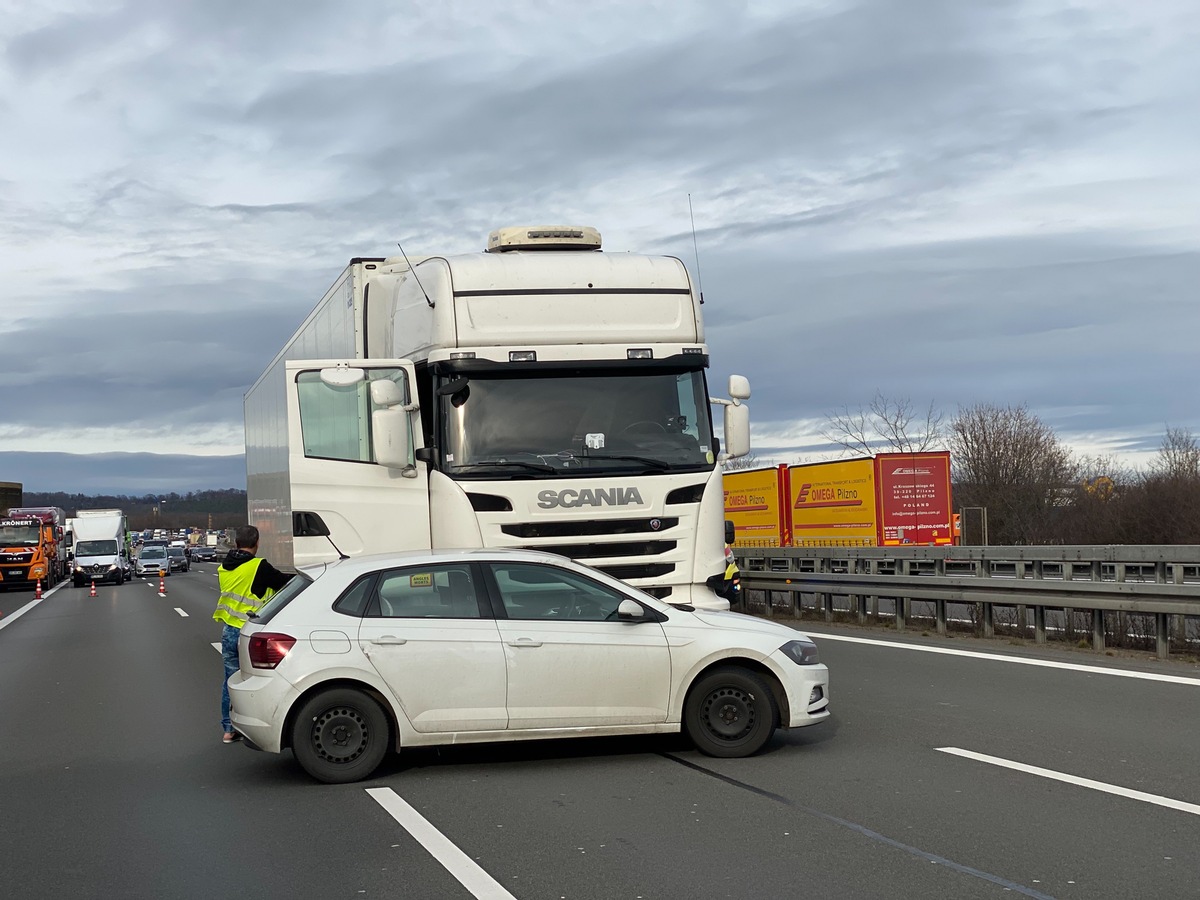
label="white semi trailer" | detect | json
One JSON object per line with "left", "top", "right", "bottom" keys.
{"left": 244, "top": 225, "right": 750, "bottom": 609}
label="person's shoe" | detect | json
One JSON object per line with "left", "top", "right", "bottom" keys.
{"left": 222, "top": 731, "right": 242, "bottom": 743}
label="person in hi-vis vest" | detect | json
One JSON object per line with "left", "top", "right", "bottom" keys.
{"left": 214, "top": 525, "right": 291, "bottom": 743}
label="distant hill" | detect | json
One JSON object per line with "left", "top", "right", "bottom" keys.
{"left": 19, "top": 489, "right": 248, "bottom": 532}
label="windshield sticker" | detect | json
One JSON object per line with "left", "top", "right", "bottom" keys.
{"left": 409, "top": 573, "right": 432, "bottom": 588}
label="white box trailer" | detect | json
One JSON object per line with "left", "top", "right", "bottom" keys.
{"left": 245, "top": 226, "right": 750, "bottom": 608}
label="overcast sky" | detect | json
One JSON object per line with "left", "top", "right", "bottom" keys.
{"left": 2, "top": 0, "right": 1197, "bottom": 495}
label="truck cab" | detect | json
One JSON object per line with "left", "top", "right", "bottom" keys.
{"left": 0, "top": 508, "right": 66, "bottom": 589}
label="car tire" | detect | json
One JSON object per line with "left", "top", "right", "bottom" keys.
{"left": 291, "top": 688, "right": 390, "bottom": 784}
{"left": 684, "top": 666, "right": 778, "bottom": 758}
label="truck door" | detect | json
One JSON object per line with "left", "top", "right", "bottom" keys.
{"left": 285, "top": 359, "right": 431, "bottom": 566}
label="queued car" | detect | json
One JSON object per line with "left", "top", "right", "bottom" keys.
{"left": 190, "top": 545, "right": 217, "bottom": 562}
{"left": 229, "top": 548, "right": 830, "bottom": 783}
{"left": 167, "top": 546, "right": 190, "bottom": 573}
{"left": 135, "top": 545, "right": 171, "bottom": 577}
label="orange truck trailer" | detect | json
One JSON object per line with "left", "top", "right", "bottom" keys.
{"left": 724, "top": 452, "right": 954, "bottom": 548}
{"left": 1, "top": 506, "right": 68, "bottom": 590}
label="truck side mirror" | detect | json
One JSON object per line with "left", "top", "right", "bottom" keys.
{"left": 722, "top": 402, "right": 750, "bottom": 458}
{"left": 371, "top": 408, "right": 416, "bottom": 473}
{"left": 725, "top": 519, "right": 736, "bottom": 545}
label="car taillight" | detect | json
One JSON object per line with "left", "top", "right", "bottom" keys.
{"left": 247, "top": 632, "right": 296, "bottom": 669}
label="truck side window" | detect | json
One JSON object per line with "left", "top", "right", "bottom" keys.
{"left": 296, "top": 368, "right": 410, "bottom": 464}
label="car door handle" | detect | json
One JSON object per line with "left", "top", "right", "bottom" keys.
{"left": 370, "top": 635, "right": 407, "bottom": 645}
{"left": 506, "top": 638, "right": 542, "bottom": 648}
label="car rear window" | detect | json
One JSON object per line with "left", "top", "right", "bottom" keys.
{"left": 251, "top": 574, "right": 312, "bottom": 625}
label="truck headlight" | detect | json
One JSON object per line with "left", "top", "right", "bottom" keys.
{"left": 780, "top": 639, "right": 820, "bottom": 666}
{"left": 32, "top": 565, "right": 46, "bottom": 577}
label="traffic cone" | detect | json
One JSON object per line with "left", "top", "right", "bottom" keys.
{"left": 34, "top": 579, "right": 42, "bottom": 600}
{"left": 89, "top": 580, "right": 97, "bottom": 597}
{"left": 159, "top": 572, "right": 166, "bottom": 594}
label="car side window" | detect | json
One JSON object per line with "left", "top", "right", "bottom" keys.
{"left": 488, "top": 563, "right": 626, "bottom": 621}
{"left": 371, "top": 565, "right": 481, "bottom": 618}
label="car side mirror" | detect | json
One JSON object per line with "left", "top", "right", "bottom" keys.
{"left": 616, "top": 598, "right": 646, "bottom": 621}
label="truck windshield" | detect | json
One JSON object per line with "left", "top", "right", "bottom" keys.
{"left": 77, "top": 540, "right": 118, "bottom": 556}
{"left": 439, "top": 367, "right": 716, "bottom": 478}
{"left": 0, "top": 524, "right": 41, "bottom": 546}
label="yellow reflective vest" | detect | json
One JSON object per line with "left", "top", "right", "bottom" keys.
{"left": 213, "top": 557, "right": 275, "bottom": 630}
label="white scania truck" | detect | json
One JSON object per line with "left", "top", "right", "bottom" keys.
{"left": 244, "top": 225, "right": 750, "bottom": 609}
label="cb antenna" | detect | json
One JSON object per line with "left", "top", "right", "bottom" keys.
{"left": 688, "top": 194, "right": 704, "bottom": 305}
{"left": 397, "top": 240, "right": 434, "bottom": 308}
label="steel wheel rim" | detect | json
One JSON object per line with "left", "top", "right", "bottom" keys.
{"left": 701, "top": 686, "right": 756, "bottom": 740}
{"left": 311, "top": 706, "right": 370, "bottom": 764}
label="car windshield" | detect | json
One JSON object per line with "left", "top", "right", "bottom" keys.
{"left": 77, "top": 540, "right": 118, "bottom": 555}
{"left": 439, "top": 366, "right": 716, "bottom": 479}
{"left": 141, "top": 548, "right": 167, "bottom": 559}
{"left": 168, "top": 548, "right": 184, "bottom": 557}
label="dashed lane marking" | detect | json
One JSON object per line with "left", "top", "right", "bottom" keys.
{"left": 175, "top": 608, "right": 189, "bottom": 617}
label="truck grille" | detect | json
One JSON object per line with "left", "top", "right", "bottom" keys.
{"left": 2, "top": 552, "right": 33, "bottom": 563}
{"left": 596, "top": 563, "right": 676, "bottom": 580}
{"left": 501, "top": 517, "right": 680, "bottom": 538}
{"left": 542, "top": 540, "right": 677, "bottom": 560}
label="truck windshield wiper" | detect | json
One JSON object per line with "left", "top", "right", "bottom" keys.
{"left": 453, "top": 460, "right": 556, "bottom": 475}
{"left": 580, "top": 453, "right": 669, "bottom": 471}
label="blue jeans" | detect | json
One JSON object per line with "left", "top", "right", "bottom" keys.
{"left": 220, "top": 624, "right": 241, "bottom": 732}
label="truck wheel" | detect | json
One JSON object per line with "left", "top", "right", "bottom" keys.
{"left": 116, "top": 570, "right": 124, "bottom": 586}
{"left": 291, "top": 688, "right": 389, "bottom": 784}
{"left": 684, "top": 667, "right": 778, "bottom": 758}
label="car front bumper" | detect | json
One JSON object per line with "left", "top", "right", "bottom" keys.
{"left": 766, "top": 651, "right": 831, "bottom": 728}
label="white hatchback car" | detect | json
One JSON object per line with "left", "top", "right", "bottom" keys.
{"left": 229, "top": 549, "right": 830, "bottom": 783}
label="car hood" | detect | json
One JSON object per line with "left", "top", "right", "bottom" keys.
{"left": 687, "top": 608, "right": 815, "bottom": 642}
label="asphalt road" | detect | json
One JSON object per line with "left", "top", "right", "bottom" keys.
{"left": 2, "top": 567, "right": 1199, "bottom": 899}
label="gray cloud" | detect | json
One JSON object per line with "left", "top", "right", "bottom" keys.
{"left": 1, "top": 0, "right": 1198, "bottom": 491}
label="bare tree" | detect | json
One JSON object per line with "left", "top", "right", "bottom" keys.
{"left": 822, "top": 391, "right": 944, "bottom": 456}
{"left": 1060, "top": 454, "right": 1135, "bottom": 544}
{"left": 1128, "top": 426, "right": 1200, "bottom": 543}
{"left": 948, "top": 403, "right": 1077, "bottom": 544}
{"left": 1147, "top": 426, "right": 1200, "bottom": 480}
{"left": 724, "top": 451, "right": 763, "bottom": 472}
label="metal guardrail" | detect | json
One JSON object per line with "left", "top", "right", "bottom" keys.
{"left": 734, "top": 546, "right": 1200, "bottom": 660}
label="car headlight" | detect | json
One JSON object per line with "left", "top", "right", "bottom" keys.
{"left": 780, "top": 639, "right": 820, "bottom": 666}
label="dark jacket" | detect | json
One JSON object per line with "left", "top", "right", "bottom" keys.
{"left": 220, "top": 548, "right": 292, "bottom": 599}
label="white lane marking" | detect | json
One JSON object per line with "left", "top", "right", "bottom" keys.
{"left": 211, "top": 642, "right": 221, "bottom": 652}
{"left": 175, "top": 608, "right": 189, "bottom": 617}
{"left": 367, "top": 787, "right": 517, "bottom": 900}
{"left": 937, "top": 747, "right": 1200, "bottom": 817}
{"left": 0, "top": 579, "right": 68, "bottom": 631}
{"left": 812, "top": 633, "right": 1200, "bottom": 686}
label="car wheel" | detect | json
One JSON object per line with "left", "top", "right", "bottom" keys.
{"left": 291, "top": 688, "right": 389, "bottom": 784}
{"left": 684, "top": 666, "right": 778, "bottom": 758}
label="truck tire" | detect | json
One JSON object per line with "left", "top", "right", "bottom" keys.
{"left": 684, "top": 666, "right": 778, "bottom": 758}
{"left": 291, "top": 688, "right": 389, "bottom": 784}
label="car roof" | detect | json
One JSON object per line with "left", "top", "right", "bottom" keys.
{"left": 298, "top": 547, "right": 593, "bottom": 580}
